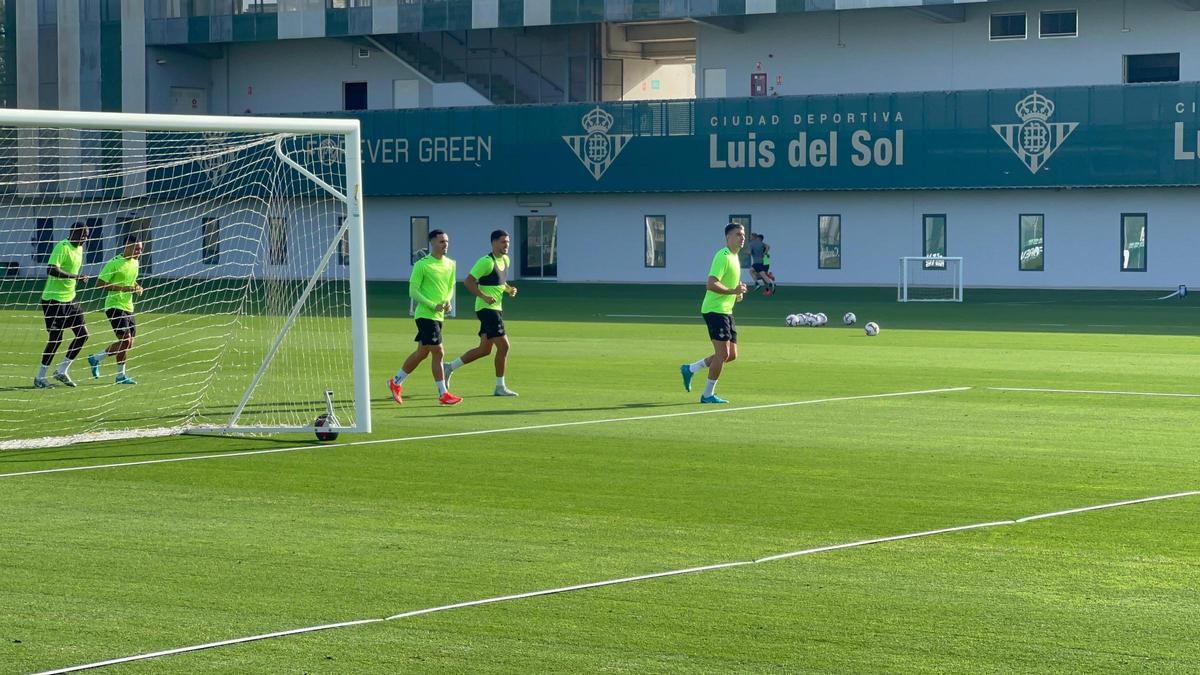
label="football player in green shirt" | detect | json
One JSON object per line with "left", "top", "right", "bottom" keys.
{"left": 35, "top": 222, "right": 92, "bottom": 389}
{"left": 388, "top": 229, "right": 462, "bottom": 406}
{"left": 87, "top": 239, "right": 144, "bottom": 384}
{"left": 442, "top": 229, "right": 519, "bottom": 396}
{"left": 680, "top": 222, "right": 747, "bottom": 404}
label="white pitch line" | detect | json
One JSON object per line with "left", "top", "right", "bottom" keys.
{"left": 1016, "top": 491, "right": 1200, "bottom": 523}
{"left": 0, "top": 387, "right": 971, "bottom": 480}
{"left": 989, "top": 386, "right": 1200, "bottom": 398}
{"left": 38, "top": 489, "right": 1199, "bottom": 674}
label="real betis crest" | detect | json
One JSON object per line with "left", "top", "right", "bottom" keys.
{"left": 992, "top": 91, "right": 1078, "bottom": 174}
{"left": 563, "top": 107, "right": 632, "bottom": 181}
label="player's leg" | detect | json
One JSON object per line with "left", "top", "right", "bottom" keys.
{"left": 433, "top": 342, "right": 462, "bottom": 405}
{"left": 36, "top": 302, "right": 64, "bottom": 387}
{"left": 701, "top": 316, "right": 737, "bottom": 403}
{"left": 390, "top": 320, "right": 436, "bottom": 404}
{"left": 53, "top": 305, "right": 89, "bottom": 386}
{"left": 491, "top": 335, "right": 517, "bottom": 396}
{"left": 444, "top": 333, "right": 493, "bottom": 385}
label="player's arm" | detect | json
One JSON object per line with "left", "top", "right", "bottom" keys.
{"left": 95, "top": 278, "right": 142, "bottom": 294}
{"left": 46, "top": 245, "right": 89, "bottom": 282}
{"left": 408, "top": 263, "right": 438, "bottom": 310}
{"left": 464, "top": 274, "right": 496, "bottom": 305}
{"left": 706, "top": 276, "right": 745, "bottom": 295}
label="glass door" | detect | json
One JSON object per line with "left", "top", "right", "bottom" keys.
{"left": 516, "top": 215, "right": 558, "bottom": 279}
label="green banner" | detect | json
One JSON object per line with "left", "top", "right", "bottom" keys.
{"left": 336, "top": 82, "right": 1200, "bottom": 196}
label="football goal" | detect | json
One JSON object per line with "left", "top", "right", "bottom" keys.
{"left": 0, "top": 108, "right": 370, "bottom": 449}
{"left": 898, "top": 256, "right": 963, "bottom": 302}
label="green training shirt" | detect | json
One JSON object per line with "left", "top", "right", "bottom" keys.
{"left": 41, "top": 240, "right": 84, "bottom": 302}
{"left": 701, "top": 246, "right": 741, "bottom": 315}
{"left": 410, "top": 254, "right": 456, "bottom": 321}
{"left": 99, "top": 254, "right": 140, "bottom": 313}
{"left": 469, "top": 253, "right": 510, "bottom": 312}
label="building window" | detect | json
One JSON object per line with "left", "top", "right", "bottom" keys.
{"left": 1121, "top": 214, "right": 1147, "bottom": 272}
{"left": 268, "top": 216, "right": 288, "bottom": 265}
{"left": 990, "top": 13, "right": 1027, "bottom": 40}
{"left": 1040, "top": 10, "right": 1077, "bottom": 38}
{"left": 1019, "top": 214, "right": 1044, "bottom": 271}
{"left": 410, "top": 216, "right": 429, "bottom": 263}
{"left": 644, "top": 215, "right": 666, "bottom": 268}
{"left": 337, "top": 216, "right": 350, "bottom": 266}
{"left": 34, "top": 217, "right": 54, "bottom": 265}
{"left": 343, "top": 82, "right": 368, "bottom": 111}
{"left": 85, "top": 218, "right": 104, "bottom": 266}
{"left": 202, "top": 217, "right": 220, "bottom": 265}
{"left": 818, "top": 215, "right": 841, "bottom": 270}
{"left": 923, "top": 214, "right": 947, "bottom": 270}
{"left": 1124, "top": 53, "right": 1180, "bottom": 84}
{"left": 729, "top": 214, "right": 752, "bottom": 268}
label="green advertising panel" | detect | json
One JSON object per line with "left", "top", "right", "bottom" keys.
{"left": 333, "top": 82, "right": 1200, "bottom": 196}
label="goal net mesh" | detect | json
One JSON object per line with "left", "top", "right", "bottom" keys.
{"left": 0, "top": 124, "right": 358, "bottom": 449}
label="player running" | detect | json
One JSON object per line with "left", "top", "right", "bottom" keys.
{"left": 679, "top": 223, "right": 747, "bottom": 404}
{"left": 442, "top": 229, "right": 520, "bottom": 396}
{"left": 87, "top": 239, "right": 144, "bottom": 384}
{"left": 388, "top": 229, "right": 461, "bottom": 406}
{"left": 35, "top": 222, "right": 91, "bottom": 389}
{"left": 749, "top": 233, "right": 775, "bottom": 296}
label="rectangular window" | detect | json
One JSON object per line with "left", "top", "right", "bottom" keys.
{"left": 202, "top": 217, "right": 220, "bottom": 265}
{"left": 337, "top": 216, "right": 350, "bottom": 266}
{"left": 1121, "top": 213, "right": 1147, "bottom": 272}
{"left": 1124, "top": 53, "right": 1180, "bottom": 84}
{"left": 343, "top": 81, "right": 368, "bottom": 111}
{"left": 818, "top": 214, "right": 841, "bottom": 270}
{"left": 268, "top": 216, "right": 288, "bottom": 265}
{"left": 410, "top": 216, "right": 429, "bottom": 263}
{"left": 923, "top": 214, "right": 947, "bottom": 270}
{"left": 34, "top": 217, "right": 54, "bottom": 265}
{"left": 85, "top": 217, "right": 104, "bottom": 265}
{"left": 644, "top": 215, "right": 666, "bottom": 268}
{"left": 729, "top": 214, "right": 752, "bottom": 268}
{"left": 1040, "top": 10, "right": 1077, "bottom": 38}
{"left": 703, "top": 68, "right": 727, "bottom": 98}
{"left": 990, "top": 12, "right": 1027, "bottom": 40}
{"left": 1019, "top": 214, "right": 1044, "bottom": 271}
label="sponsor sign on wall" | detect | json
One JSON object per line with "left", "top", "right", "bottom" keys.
{"left": 311, "top": 82, "right": 1200, "bottom": 196}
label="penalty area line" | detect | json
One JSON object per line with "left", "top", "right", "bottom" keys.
{"left": 0, "top": 386, "right": 971, "bottom": 480}
{"left": 36, "top": 489, "right": 1200, "bottom": 674}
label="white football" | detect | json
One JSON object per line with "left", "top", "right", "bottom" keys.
{"left": 843, "top": 312, "right": 856, "bottom": 325}
{"left": 864, "top": 321, "right": 880, "bottom": 336}
{"left": 815, "top": 312, "right": 828, "bottom": 326}
{"left": 801, "top": 313, "right": 816, "bottom": 327}
{"left": 785, "top": 314, "right": 801, "bottom": 327}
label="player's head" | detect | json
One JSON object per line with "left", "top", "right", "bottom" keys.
{"left": 428, "top": 229, "right": 449, "bottom": 256}
{"left": 490, "top": 229, "right": 510, "bottom": 255}
{"left": 68, "top": 222, "right": 88, "bottom": 245}
{"left": 124, "top": 238, "right": 144, "bottom": 259}
{"left": 724, "top": 222, "right": 746, "bottom": 249}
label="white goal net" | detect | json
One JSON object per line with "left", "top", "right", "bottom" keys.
{"left": 0, "top": 109, "right": 369, "bottom": 449}
{"left": 898, "top": 256, "right": 963, "bottom": 302}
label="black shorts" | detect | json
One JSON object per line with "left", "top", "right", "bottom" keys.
{"left": 476, "top": 309, "right": 506, "bottom": 339}
{"left": 413, "top": 318, "right": 443, "bottom": 346}
{"left": 105, "top": 308, "right": 137, "bottom": 339}
{"left": 41, "top": 300, "right": 85, "bottom": 332}
{"left": 703, "top": 312, "right": 737, "bottom": 343}
{"left": 752, "top": 263, "right": 768, "bottom": 273}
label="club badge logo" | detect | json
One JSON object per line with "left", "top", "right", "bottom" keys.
{"left": 563, "top": 107, "right": 632, "bottom": 181}
{"left": 992, "top": 91, "right": 1078, "bottom": 174}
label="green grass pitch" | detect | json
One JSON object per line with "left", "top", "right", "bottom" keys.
{"left": 1, "top": 283, "right": 1198, "bottom": 673}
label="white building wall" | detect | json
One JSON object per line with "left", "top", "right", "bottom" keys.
{"left": 697, "top": 0, "right": 1200, "bottom": 97}
{"left": 359, "top": 189, "right": 1200, "bottom": 290}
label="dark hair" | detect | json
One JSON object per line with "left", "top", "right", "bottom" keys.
{"left": 724, "top": 222, "right": 744, "bottom": 235}
{"left": 70, "top": 221, "right": 88, "bottom": 234}
{"left": 490, "top": 229, "right": 509, "bottom": 242}
{"left": 428, "top": 229, "right": 446, "bottom": 241}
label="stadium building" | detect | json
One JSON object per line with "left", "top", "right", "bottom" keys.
{"left": 3, "top": 0, "right": 1200, "bottom": 290}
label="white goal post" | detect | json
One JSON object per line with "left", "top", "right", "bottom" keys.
{"left": 0, "top": 108, "right": 370, "bottom": 448}
{"left": 898, "top": 256, "right": 963, "bottom": 302}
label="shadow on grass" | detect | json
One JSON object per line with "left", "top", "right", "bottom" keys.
{"left": 389, "top": 400, "right": 694, "bottom": 420}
